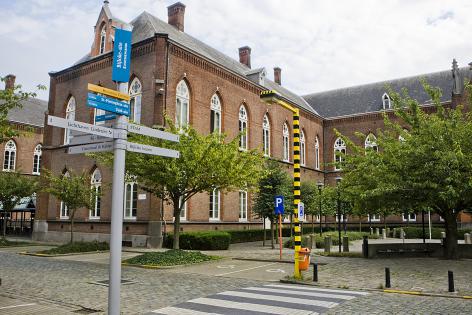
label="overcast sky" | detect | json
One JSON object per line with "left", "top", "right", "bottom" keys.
{"left": 1, "top": 0, "right": 472, "bottom": 100}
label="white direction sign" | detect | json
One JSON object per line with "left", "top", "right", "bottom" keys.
{"left": 68, "top": 142, "right": 113, "bottom": 154}
{"left": 127, "top": 123, "right": 179, "bottom": 142}
{"left": 127, "top": 142, "right": 179, "bottom": 158}
{"left": 48, "top": 115, "right": 114, "bottom": 138}
{"left": 70, "top": 134, "right": 112, "bottom": 146}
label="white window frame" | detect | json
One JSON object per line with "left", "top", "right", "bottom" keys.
{"left": 403, "top": 213, "right": 416, "bottom": 222}
{"left": 99, "top": 26, "right": 106, "bottom": 54}
{"left": 368, "top": 214, "right": 381, "bottom": 222}
{"left": 300, "top": 130, "right": 306, "bottom": 166}
{"left": 334, "top": 137, "right": 346, "bottom": 171}
{"left": 3, "top": 140, "right": 16, "bottom": 171}
{"left": 239, "top": 105, "right": 248, "bottom": 150}
{"left": 209, "top": 188, "right": 220, "bottom": 221}
{"left": 124, "top": 182, "right": 138, "bottom": 220}
{"left": 262, "top": 114, "right": 270, "bottom": 157}
{"left": 129, "top": 78, "right": 142, "bottom": 124}
{"left": 179, "top": 197, "right": 187, "bottom": 221}
{"left": 90, "top": 169, "right": 102, "bottom": 219}
{"left": 32, "top": 144, "right": 42, "bottom": 175}
{"left": 283, "top": 122, "right": 290, "bottom": 162}
{"left": 210, "top": 94, "right": 222, "bottom": 134}
{"left": 315, "top": 136, "right": 320, "bottom": 170}
{"left": 335, "top": 214, "right": 347, "bottom": 222}
{"left": 64, "top": 97, "right": 76, "bottom": 145}
{"left": 365, "top": 133, "right": 378, "bottom": 152}
{"left": 382, "top": 93, "right": 391, "bottom": 110}
{"left": 176, "top": 80, "right": 190, "bottom": 129}
{"left": 239, "top": 190, "right": 248, "bottom": 222}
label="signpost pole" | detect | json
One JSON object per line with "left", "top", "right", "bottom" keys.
{"left": 279, "top": 214, "right": 282, "bottom": 260}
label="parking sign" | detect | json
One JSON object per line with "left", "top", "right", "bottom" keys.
{"left": 274, "top": 195, "right": 284, "bottom": 215}
{"left": 298, "top": 202, "right": 305, "bottom": 222}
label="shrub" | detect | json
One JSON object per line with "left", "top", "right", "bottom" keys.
{"left": 164, "top": 231, "right": 231, "bottom": 250}
{"left": 284, "top": 231, "right": 380, "bottom": 249}
{"left": 40, "top": 241, "right": 109, "bottom": 255}
{"left": 124, "top": 249, "right": 218, "bottom": 266}
{"left": 393, "top": 227, "right": 472, "bottom": 240}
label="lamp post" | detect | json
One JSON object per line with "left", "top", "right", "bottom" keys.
{"left": 317, "top": 181, "right": 324, "bottom": 236}
{"left": 261, "top": 90, "right": 302, "bottom": 279}
{"left": 336, "top": 177, "right": 342, "bottom": 253}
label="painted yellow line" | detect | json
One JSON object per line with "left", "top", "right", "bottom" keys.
{"left": 462, "top": 296, "right": 472, "bottom": 299}
{"left": 383, "top": 289, "right": 421, "bottom": 295}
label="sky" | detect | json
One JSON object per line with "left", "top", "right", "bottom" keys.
{"left": 1, "top": 0, "right": 472, "bottom": 101}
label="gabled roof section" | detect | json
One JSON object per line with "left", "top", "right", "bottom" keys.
{"left": 303, "top": 67, "right": 472, "bottom": 118}
{"left": 6, "top": 97, "right": 48, "bottom": 127}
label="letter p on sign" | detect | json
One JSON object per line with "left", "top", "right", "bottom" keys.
{"left": 274, "top": 195, "right": 284, "bottom": 215}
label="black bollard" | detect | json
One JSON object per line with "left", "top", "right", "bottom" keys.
{"left": 448, "top": 270, "right": 455, "bottom": 292}
{"left": 362, "top": 236, "right": 369, "bottom": 258}
{"left": 313, "top": 263, "right": 318, "bottom": 282}
{"left": 385, "top": 267, "right": 391, "bottom": 288}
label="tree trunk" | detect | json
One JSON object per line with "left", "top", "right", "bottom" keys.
{"left": 2, "top": 210, "right": 6, "bottom": 237}
{"left": 312, "top": 214, "right": 315, "bottom": 234}
{"left": 359, "top": 216, "right": 362, "bottom": 232}
{"left": 263, "top": 216, "right": 266, "bottom": 246}
{"left": 270, "top": 219, "right": 275, "bottom": 249}
{"left": 70, "top": 218, "right": 74, "bottom": 243}
{"left": 173, "top": 203, "right": 181, "bottom": 250}
{"left": 443, "top": 211, "right": 459, "bottom": 259}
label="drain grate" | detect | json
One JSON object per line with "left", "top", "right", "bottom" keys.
{"left": 89, "top": 279, "right": 136, "bottom": 286}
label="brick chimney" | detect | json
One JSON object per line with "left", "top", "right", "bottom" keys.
{"left": 168, "top": 2, "right": 186, "bottom": 32}
{"left": 239, "top": 46, "right": 251, "bottom": 68}
{"left": 4, "top": 74, "right": 16, "bottom": 90}
{"left": 274, "top": 67, "right": 281, "bottom": 85}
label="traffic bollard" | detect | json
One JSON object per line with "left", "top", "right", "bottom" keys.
{"left": 343, "top": 235, "right": 349, "bottom": 252}
{"left": 313, "top": 263, "right": 318, "bottom": 282}
{"left": 385, "top": 267, "right": 391, "bottom": 288}
{"left": 448, "top": 270, "right": 455, "bottom": 292}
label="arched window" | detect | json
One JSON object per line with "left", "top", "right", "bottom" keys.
{"left": 300, "top": 130, "right": 306, "bottom": 166}
{"left": 129, "top": 78, "right": 142, "bottom": 123}
{"left": 209, "top": 188, "right": 220, "bottom": 221}
{"left": 60, "top": 171, "right": 70, "bottom": 219}
{"left": 64, "top": 97, "right": 76, "bottom": 145}
{"left": 334, "top": 137, "right": 346, "bottom": 171}
{"left": 3, "top": 140, "right": 16, "bottom": 171}
{"left": 32, "top": 144, "right": 42, "bottom": 175}
{"left": 315, "top": 136, "right": 320, "bottom": 170}
{"left": 99, "top": 25, "right": 106, "bottom": 54}
{"left": 90, "top": 169, "right": 102, "bottom": 219}
{"left": 262, "top": 114, "right": 270, "bottom": 157}
{"left": 124, "top": 181, "right": 138, "bottom": 219}
{"left": 239, "top": 105, "right": 248, "bottom": 150}
{"left": 365, "top": 133, "right": 378, "bottom": 152}
{"left": 382, "top": 93, "right": 391, "bottom": 110}
{"left": 210, "top": 94, "right": 222, "bottom": 133}
{"left": 176, "top": 80, "right": 190, "bottom": 128}
{"left": 283, "top": 122, "right": 290, "bottom": 162}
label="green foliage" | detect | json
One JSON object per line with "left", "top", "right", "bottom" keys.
{"left": 124, "top": 249, "right": 218, "bottom": 266}
{"left": 163, "top": 231, "right": 231, "bottom": 250}
{"left": 0, "top": 171, "right": 38, "bottom": 236}
{"left": 0, "top": 237, "right": 33, "bottom": 247}
{"left": 284, "top": 231, "right": 380, "bottom": 248}
{"left": 315, "top": 251, "right": 364, "bottom": 258}
{"left": 393, "top": 227, "right": 472, "bottom": 240}
{"left": 39, "top": 241, "right": 109, "bottom": 255}
{"left": 0, "top": 76, "right": 46, "bottom": 143}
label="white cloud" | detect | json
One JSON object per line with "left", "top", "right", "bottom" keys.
{"left": 1, "top": 0, "right": 472, "bottom": 100}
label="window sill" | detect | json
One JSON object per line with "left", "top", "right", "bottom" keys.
{"left": 238, "top": 219, "right": 247, "bottom": 222}
{"left": 89, "top": 217, "right": 100, "bottom": 220}
{"left": 124, "top": 217, "right": 137, "bottom": 221}
{"left": 59, "top": 217, "right": 70, "bottom": 220}
{"left": 209, "top": 218, "right": 220, "bottom": 222}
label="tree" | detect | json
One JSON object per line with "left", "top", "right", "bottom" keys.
{"left": 96, "top": 122, "right": 264, "bottom": 249}
{"left": 43, "top": 170, "right": 98, "bottom": 243}
{"left": 0, "top": 172, "right": 38, "bottom": 236}
{"left": 339, "top": 81, "right": 472, "bottom": 259}
{"left": 0, "top": 76, "right": 45, "bottom": 143}
{"left": 253, "top": 160, "right": 292, "bottom": 248}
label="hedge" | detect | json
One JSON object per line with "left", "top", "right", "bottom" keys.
{"left": 163, "top": 231, "right": 231, "bottom": 250}
{"left": 393, "top": 227, "right": 472, "bottom": 239}
{"left": 284, "top": 231, "right": 380, "bottom": 249}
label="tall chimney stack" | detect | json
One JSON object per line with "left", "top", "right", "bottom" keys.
{"left": 274, "top": 67, "right": 281, "bottom": 85}
{"left": 167, "top": 2, "right": 186, "bottom": 32}
{"left": 4, "top": 74, "right": 16, "bottom": 90}
{"left": 239, "top": 46, "right": 251, "bottom": 69}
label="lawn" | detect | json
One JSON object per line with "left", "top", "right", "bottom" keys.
{"left": 124, "top": 249, "right": 220, "bottom": 267}
{"left": 38, "top": 241, "right": 109, "bottom": 255}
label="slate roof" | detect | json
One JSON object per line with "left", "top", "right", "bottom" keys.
{"left": 6, "top": 97, "right": 48, "bottom": 127}
{"left": 303, "top": 67, "right": 472, "bottom": 118}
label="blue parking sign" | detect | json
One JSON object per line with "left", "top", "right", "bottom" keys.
{"left": 274, "top": 195, "right": 284, "bottom": 215}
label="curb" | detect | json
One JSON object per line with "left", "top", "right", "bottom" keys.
{"left": 122, "top": 256, "right": 227, "bottom": 270}
{"left": 232, "top": 257, "right": 328, "bottom": 265}
{"left": 280, "top": 279, "right": 472, "bottom": 300}
{"left": 18, "top": 250, "right": 109, "bottom": 257}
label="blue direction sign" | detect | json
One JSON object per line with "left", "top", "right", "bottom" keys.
{"left": 274, "top": 195, "right": 284, "bottom": 215}
{"left": 87, "top": 93, "right": 130, "bottom": 116}
{"left": 112, "top": 28, "right": 132, "bottom": 82}
{"left": 95, "top": 113, "right": 117, "bottom": 122}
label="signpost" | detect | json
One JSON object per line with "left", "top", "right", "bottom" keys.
{"left": 112, "top": 28, "right": 132, "bottom": 83}
{"left": 87, "top": 93, "right": 130, "bottom": 116}
{"left": 69, "top": 134, "right": 111, "bottom": 146}
{"left": 67, "top": 142, "right": 113, "bottom": 154}
{"left": 275, "top": 195, "right": 284, "bottom": 260}
{"left": 47, "top": 115, "right": 114, "bottom": 138}
{"left": 95, "top": 113, "right": 117, "bottom": 122}
{"left": 128, "top": 123, "right": 179, "bottom": 142}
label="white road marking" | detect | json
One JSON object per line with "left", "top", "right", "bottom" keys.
{"left": 266, "top": 284, "right": 370, "bottom": 295}
{"left": 215, "top": 263, "right": 276, "bottom": 276}
{"left": 0, "top": 303, "right": 36, "bottom": 310}
{"left": 216, "top": 265, "right": 235, "bottom": 269}
{"left": 244, "top": 287, "right": 356, "bottom": 300}
{"left": 266, "top": 268, "right": 286, "bottom": 273}
{"left": 152, "top": 306, "right": 221, "bottom": 314}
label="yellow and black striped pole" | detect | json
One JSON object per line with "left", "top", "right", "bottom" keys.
{"left": 260, "top": 90, "right": 302, "bottom": 279}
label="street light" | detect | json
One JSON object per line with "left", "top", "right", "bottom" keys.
{"left": 261, "top": 90, "right": 302, "bottom": 279}
{"left": 317, "top": 181, "right": 324, "bottom": 236}
{"left": 336, "top": 176, "right": 342, "bottom": 253}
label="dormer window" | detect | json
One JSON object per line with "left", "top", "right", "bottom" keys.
{"left": 99, "top": 26, "right": 106, "bottom": 54}
{"left": 382, "top": 93, "right": 391, "bottom": 110}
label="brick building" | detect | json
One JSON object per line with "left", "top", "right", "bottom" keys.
{"left": 1, "top": 74, "right": 47, "bottom": 234}
{"left": 33, "top": 1, "right": 471, "bottom": 246}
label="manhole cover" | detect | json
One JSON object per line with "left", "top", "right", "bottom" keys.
{"left": 89, "top": 279, "right": 136, "bottom": 286}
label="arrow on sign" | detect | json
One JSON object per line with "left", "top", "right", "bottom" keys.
{"left": 127, "top": 123, "right": 179, "bottom": 142}
{"left": 48, "top": 115, "right": 114, "bottom": 138}
{"left": 126, "top": 142, "right": 179, "bottom": 158}
{"left": 68, "top": 142, "right": 113, "bottom": 154}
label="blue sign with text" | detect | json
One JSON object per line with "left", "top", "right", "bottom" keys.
{"left": 87, "top": 93, "right": 130, "bottom": 116}
{"left": 112, "top": 28, "right": 132, "bottom": 82}
{"left": 274, "top": 195, "right": 284, "bottom": 215}
{"left": 95, "top": 113, "right": 117, "bottom": 122}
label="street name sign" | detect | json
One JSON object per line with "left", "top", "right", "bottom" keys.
{"left": 68, "top": 142, "right": 113, "bottom": 154}
{"left": 95, "top": 113, "right": 117, "bottom": 122}
{"left": 127, "top": 123, "right": 179, "bottom": 142}
{"left": 274, "top": 195, "right": 284, "bottom": 215}
{"left": 69, "top": 133, "right": 112, "bottom": 146}
{"left": 87, "top": 83, "right": 130, "bottom": 101}
{"left": 112, "top": 29, "right": 132, "bottom": 82}
{"left": 127, "top": 142, "right": 179, "bottom": 158}
{"left": 48, "top": 115, "right": 114, "bottom": 138}
{"left": 87, "top": 93, "right": 130, "bottom": 116}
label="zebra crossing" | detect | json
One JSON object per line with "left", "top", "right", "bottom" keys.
{"left": 149, "top": 283, "right": 369, "bottom": 315}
